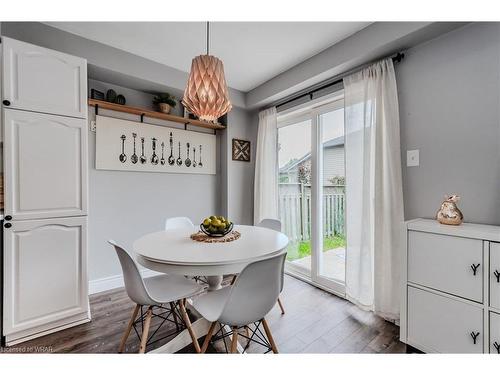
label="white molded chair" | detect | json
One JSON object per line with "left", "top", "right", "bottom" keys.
{"left": 257, "top": 219, "right": 281, "bottom": 232}
{"left": 194, "top": 251, "right": 286, "bottom": 353}
{"left": 165, "top": 216, "right": 195, "bottom": 231}
{"left": 165, "top": 216, "right": 207, "bottom": 284}
{"left": 108, "top": 240, "right": 204, "bottom": 353}
{"left": 257, "top": 219, "right": 286, "bottom": 315}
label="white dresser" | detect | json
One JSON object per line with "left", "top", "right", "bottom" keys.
{"left": 400, "top": 219, "right": 500, "bottom": 353}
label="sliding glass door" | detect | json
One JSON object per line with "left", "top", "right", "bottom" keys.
{"left": 278, "top": 97, "right": 346, "bottom": 295}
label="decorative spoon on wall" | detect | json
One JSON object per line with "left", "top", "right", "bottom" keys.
{"left": 140, "top": 137, "right": 147, "bottom": 164}
{"left": 131, "top": 133, "right": 138, "bottom": 164}
{"left": 119, "top": 135, "right": 127, "bottom": 163}
{"left": 168, "top": 132, "right": 175, "bottom": 165}
{"left": 176, "top": 141, "right": 182, "bottom": 166}
{"left": 160, "top": 142, "right": 166, "bottom": 165}
{"left": 192, "top": 146, "right": 197, "bottom": 167}
{"left": 151, "top": 138, "right": 159, "bottom": 165}
{"left": 198, "top": 145, "right": 203, "bottom": 167}
{"left": 185, "top": 143, "right": 191, "bottom": 167}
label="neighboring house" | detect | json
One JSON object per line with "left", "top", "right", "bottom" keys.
{"left": 279, "top": 136, "right": 345, "bottom": 186}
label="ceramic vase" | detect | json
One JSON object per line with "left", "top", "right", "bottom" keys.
{"left": 436, "top": 195, "right": 463, "bottom": 225}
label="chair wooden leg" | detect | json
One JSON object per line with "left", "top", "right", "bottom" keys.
{"left": 230, "top": 327, "right": 239, "bottom": 353}
{"left": 139, "top": 306, "right": 153, "bottom": 353}
{"left": 261, "top": 318, "right": 278, "bottom": 354}
{"left": 201, "top": 321, "right": 217, "bottom": 353}
{"left": 118, "top": 304, "right": 140, "bottom": 353}
{"left": 277, "top": 297, "right": 285, "bottom": 314}
{"left": 179, "top": 299, "right": 201, "bottom": 353}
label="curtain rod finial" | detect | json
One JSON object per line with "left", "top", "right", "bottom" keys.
{"left": 393, "top": 52, "right": 405, "bottom": 63}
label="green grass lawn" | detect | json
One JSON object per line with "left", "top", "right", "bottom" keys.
{"left": 286, "top": 235, "right": 346, "bottom": 261}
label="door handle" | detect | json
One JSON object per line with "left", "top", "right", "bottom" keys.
{"left": 470, "top": 263, "right": 480, "bottom": 276}
{"left": 494, "top": 270, "right": 500, "bottom": 283}
{"left": 494, "top": 341, "right": 500, "bottom": 354}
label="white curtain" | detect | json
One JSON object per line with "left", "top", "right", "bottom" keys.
{"left": 344, "top": 58, "right": 404, "bottom": 321}
{"left": 254, "top": 107, "right": 278, "bottom": 225}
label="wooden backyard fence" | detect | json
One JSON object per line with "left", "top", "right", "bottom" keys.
{"left": 278, "top": 184, "right": 345, "bottom": 243}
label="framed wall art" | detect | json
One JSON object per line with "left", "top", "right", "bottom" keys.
{"left": 232, "top": 138, "right": 251, "bottom": 162}
{"left": 95, "top": 115, "right": 216, "bottom": 175}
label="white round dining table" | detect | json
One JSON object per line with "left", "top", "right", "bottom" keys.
{"left": 133, "top": 224, "right": 289, "bottom": 290}
{"left": 132, "top": 224, "right": 289, "bottom": 353}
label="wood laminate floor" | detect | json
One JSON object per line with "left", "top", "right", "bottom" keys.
{"left": 4, "top": 275, "right": 406, "bottom": 354}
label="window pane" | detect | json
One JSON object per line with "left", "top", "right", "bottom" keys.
{"left": 278, "top": 119, "right": 312, "bottom": 272}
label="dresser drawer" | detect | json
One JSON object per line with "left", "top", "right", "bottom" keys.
{"left": 407, "top": 286, "right": 483, "bottom": 353}
{"left": 490, "top": 243, "right": 500, "bottom": 309}
{"left": 490, "top": 312, "right": 500, "bottom": 354}
{"left": 408, "top": 231, "right": 483, "bottom": 302}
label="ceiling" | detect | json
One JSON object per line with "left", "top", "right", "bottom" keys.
{"left": 45, "top": 22, "right": 370, "bottom": 92}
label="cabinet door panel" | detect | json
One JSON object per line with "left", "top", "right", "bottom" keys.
{"left": 408, "top": 286, "right": 483, "bottom": 353}
{"left": 408, "top": 231, "right": 483, "bottom": 302}
{"left": 3, "top": 217, "right": 89, "bottom": 337}
{"left": 2, "top": 37, "right": 87, "bottom": 118}
{"left": 491, "top": 243, "right": 500, "bottom": 309}
{"left": 4, "top": 109, "right": 88, "bottom": 220}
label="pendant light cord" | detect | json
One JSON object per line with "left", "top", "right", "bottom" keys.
{"left": 206, "top": 21, "right": 210, "bottom": 55}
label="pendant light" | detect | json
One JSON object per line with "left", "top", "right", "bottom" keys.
{"left": 182, "top": 22, "right": 232, "bottom": 123}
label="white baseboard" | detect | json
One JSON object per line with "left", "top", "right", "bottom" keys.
{"left": 88, "top": 269, "right": 161, "bottom": 295}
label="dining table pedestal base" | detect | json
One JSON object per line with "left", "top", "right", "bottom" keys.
{"left": 206, "top": 275, "right": 223, "bottom": 290}
{"left": 149, "top": 299, "right": 244, "bottom": 354}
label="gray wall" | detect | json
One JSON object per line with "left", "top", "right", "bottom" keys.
{"left": 86, "top": 81, "right": 257, "bottom": 282}
{"left": 224, "top": 110, "right": 258, "bottom": 225}
{"left": 397, "top": 23, "right": 500, "bottom": 225}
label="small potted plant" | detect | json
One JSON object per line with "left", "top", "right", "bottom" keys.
{"left": 153, "top": 93, "right": 177, "bottom": 114}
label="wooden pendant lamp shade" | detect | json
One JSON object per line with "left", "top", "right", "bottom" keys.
{"left": 182, "top": 55, "right": 232, "bottom": 123}
{"left": 182, "top": 23, "right": 232, "bottom": 123}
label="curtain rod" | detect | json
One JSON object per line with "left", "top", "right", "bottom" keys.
{"left": 274, "top": 52, "right": 405, "bottom": 110}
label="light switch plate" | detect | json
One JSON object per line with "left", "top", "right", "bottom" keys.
{"left": 407, "top": 149, "right": 419, "bottom": 167}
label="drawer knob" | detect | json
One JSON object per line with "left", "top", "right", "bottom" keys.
{"left": 470, "top": 263, "right": 480, "bottom": 276}
{"left": 494, "top": 341, "right": 500, "bottom": 354}
{"left": 470, "top": 331, "right": 480, "bottom": 344}
{"left": 494, "top": 270, "right": 500, "bottom": 283}
{"left": 4, "top": 223, "right": 11, "bottom": 228}
{"left": 2, "top": 99, "right": 10, "bottom": 106}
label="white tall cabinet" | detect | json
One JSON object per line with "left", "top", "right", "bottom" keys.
{"left": 401, "top": 219, "right": 500, "bottom": 353}
{"left": 1, "top": 37, "right": 89, "bottom": 345}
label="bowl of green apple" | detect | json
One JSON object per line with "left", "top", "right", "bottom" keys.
{"left": 200, "top": 216, "right": 233, "bottom": 237}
